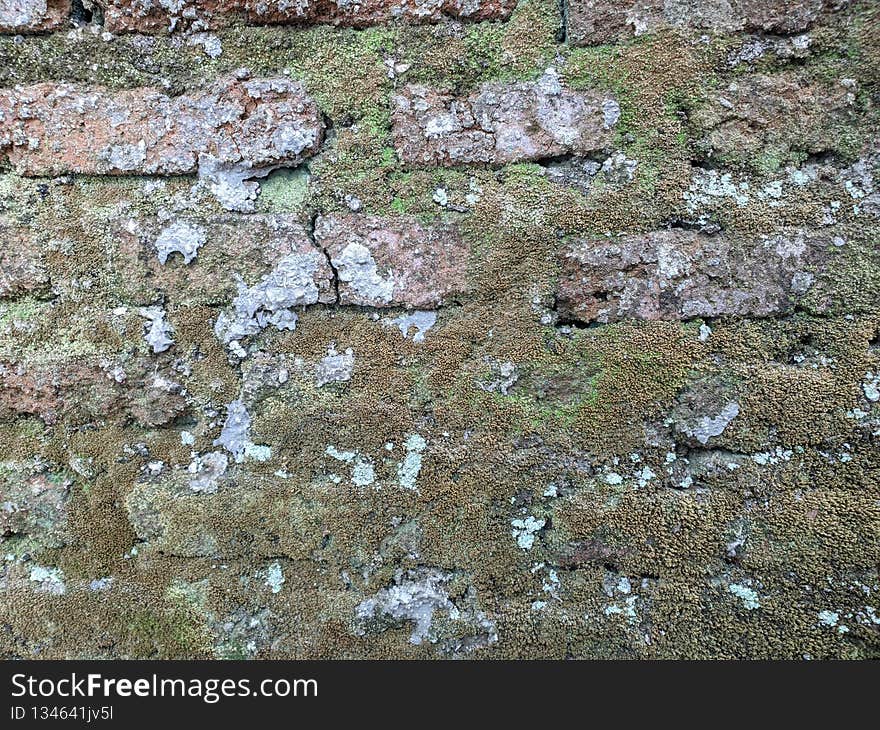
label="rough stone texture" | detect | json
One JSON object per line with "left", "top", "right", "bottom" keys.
{"left": 0, "top": 77, "right": 323, "bottom": 178}
{"left": 95, "top": 0, "right": 517, "bottom": 34}
{"left": 690, "top": 72, "right": 858, "bottom": 166}
{"left": 0, "top": 460, "right": 71, "bottom": 549}
{"left": 555, "top": 228, "right": 831, "bottom": 324}
{"left": 567, "top": 0, "right": 847, "bottom": 46}
{"left": 1, "top": 0, "right": 879, "bottom": 662}
{"left": 0, "top": 358, "right": 187, "bottom": 426}
{"left": 392, "top": 72, "right": 619, "bottom": 167}
{"left": 0, "top": 0, "right": 69, "bottom": 34}
{"left": 110, "top": 213, "right": 334, "bottom": 306}
{"left": 0, "top": 225, "right": 49, "bottom": 299}
{"left": 317, "top": 214, "right": 470, "bottom": 307}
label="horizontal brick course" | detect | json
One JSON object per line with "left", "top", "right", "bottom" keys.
{"left": 317, "top": 213, "right": 470, "bottom": 308}
{"left": 95, "top": 0, "right": 517, "bottom": 34}
{"left": 556, "top": 228, "right": 831, "bottom": 324}
{"left": 111, "top": 214, "right": 335, "bottom": 307}
{"left": 392, "top": 72, "right": 620, "bottom": 167}
{"left": 567, "top": 0, "right": 844, "bottom": 46}
{"left": 0, "top": 77, "right": 323, "bottom": 178}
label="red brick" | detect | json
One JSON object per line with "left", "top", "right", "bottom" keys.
{"left": 0, "top": 77, "right": 323, "bottom": 178}
{"left": 691, "top": 73, "right": 856, "bottom": 165}
{"left": 556, "top": 228, "right": 830, "bottom": 324}
{"left": 315, "top": 214, "right": 470, "bottom": 308}
{"left": 95, "top": 0, "right": 516, "bottom": 34}
{"left": 392, "top": 72, "right": 619, "bottom": 168}
{"left": 0, "top": 0, "right": 69, "bottom": 34}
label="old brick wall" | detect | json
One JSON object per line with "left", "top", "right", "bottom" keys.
{"left": 0, "top": 0, "right": 878, "bottom": 658}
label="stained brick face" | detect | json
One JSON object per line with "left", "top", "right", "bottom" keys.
{"left": 0, "top": 77, "right": 323, "bottom": 177}
{"left": 316, "top": 214, "right": 470, "bottom": 308}
{"left": 110, "top": 214, "right": 335, "bottom": 307}
{"left": 392, "top": 74, "right": 620, "bottom": 167}
{"left": 0, "top": 0, "right": 69, "bottom": 34}
{"left": 690, "top": 72, "right": 857, "bottom": 164}
{"left": 1, "top": 0, "right": 879, "bottom": 662}
{"left": 0, "top": 225, "right": 49, "bottom": 299}
{"left": 93, "top": 0, "right": 517, "bottom": 34}
{"left": 566, "top": 0, "right": 843, "bottom": 46}
{"left": 0, "top": 358, "right": 187, "bottom": 426}
{"left": 556, "top": 229, "right": 830, "bottom": 324}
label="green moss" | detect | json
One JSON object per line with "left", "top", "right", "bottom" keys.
{"left": 256, "top": 167, "right": 311, "bottom": 214}
{"left": 126, "top": 606, "right": 210, "bottom": 659}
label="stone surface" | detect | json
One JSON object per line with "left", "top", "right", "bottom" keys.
{"left": 0, "top": 358, "right": 187, "bottom": 426}
{"left": 0, "top": 77, "right": 323, "bottom": 178}
{"left": 690, "top": 72, "right": 857, "bottom": 165}
{"left": 2, "top": 0, "right": 879, "bottom": 662}
{"left": 95, "top": 0, "right": 517, "bottom": 34}
{"left": 556, "top": 228, "right": 830, "bottom": 324}
{"left": 316, "top": 214, "right": 470, "bottom": 308}
{"left": 391, "top": 71, "right": 619, "bottom": 167}
{"left": 0, "top": 460, "right": 71, "bottom": 549}
{"left": 0, "top": 225, "right": 49, "bottom": 299}
{"left": 212, "top": 225, "right": 335, "bottom": 347}
{"left": 671, "top": 378, "right": 741, "bottom": 447}
{"left": 111, "top": 214, "right": 334, "bottom": 307}
{"left": 566, "top": 0, "right": 845, "bottom": 46}
{"left": 125, "top": 476, "right": 329, "bottom": 558}
{"left": 0, "top": 0, "right": 69, "bottom": 34}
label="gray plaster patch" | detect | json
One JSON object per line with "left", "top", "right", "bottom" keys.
{"left": 154, "top": 220, "right": 206, "bottom": 265}
{"left": 315, "top": 345, "right": 355, "bottom": 387}
{"left": 0, "top": 0, "right": 48, "bottom": 28}
{"left": 188, "top": 451, "right": 229, "bottom": 493}
{"left": 325, "top": 445, "right": 375, "bottom": 488}
{"left": 477, "top": 359, "right": 519, "bottom": 396}
{"left": 214, "top": 252, "right": 324, "bottom": 349}
{"left": 29, "top": 564, "right": 66, "bottom": 595}
{"left": 139, "top": 306, "right": 174, "bottom": 354}
{"left": 387, "top": 311, "right": 437, "bottom": 343}
{"left": 264, "top": 562, "right": 285, "bottom": 593}
{"left": 685, "top": 402, "right": 741, "bottom": 445}
{"left": 212, "top": 400, "right": 270, "bottom": 464}
{"left": 333, "top": 242, "right": 395, "bottom": 305}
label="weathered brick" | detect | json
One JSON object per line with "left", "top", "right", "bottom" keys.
{"left": 94, "top": 0, "right": 231, "bottom": 33}
{"left": 95, "top": 0, "right": 516, "bottom": 34}
{"left": 0, "top": 358, "right": 187, "bottom": 426}
{"left": 110, "top": 214, "right": 334, "bottom": 307}
{"left": 0, "top": 460, "right": 71, "bottom": 549}
{"left": 567, "top": 0, "right": 844, "bottom": 46}
{"left": 690, "top": 73, "right": 856, "bottom": 165}
{"left": 0, "top": 77, "right": 323, "bottom": 181}
{"left": 555, "top": 228, "right": 830, "bottom": 324}
{"left": 125, "top": 476, "right": 327, "bottom": 558}
{"left": 315, "top": 214, "right": 470, "bottom": 308}
{"left": 210, "top": 220, "right": 335, "bottom": 348}
{"left": 391, "top": 71, "right": 620, "bottom": 168}
{"left": 0, "top": 0, "right": 69, "bottom": 34}
{"left": 247, "top": 0, "right": 516, "bottom": 25}
{"left": 0, "top": 225, "right": 49, "bottom": 299}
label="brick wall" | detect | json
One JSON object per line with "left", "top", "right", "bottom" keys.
{"left": 1, "top": 0, "right": 879, "bottom": 659}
